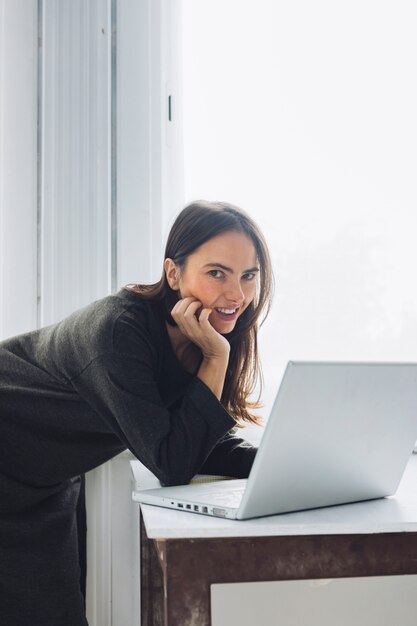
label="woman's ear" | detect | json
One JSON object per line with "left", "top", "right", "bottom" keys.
{"left": 164, "top": 258, "right": 180, "bottom": 290}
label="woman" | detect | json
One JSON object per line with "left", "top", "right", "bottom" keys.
{"left": 0, "top": 200, "right": 273, "bottom": 625}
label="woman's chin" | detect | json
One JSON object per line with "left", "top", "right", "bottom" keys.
{"left": 209, "top": 318, "right": 237, "bottom": 335}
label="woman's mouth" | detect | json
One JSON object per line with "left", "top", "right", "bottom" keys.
{"left": 213, "top": 306, "right": 240, "bottom": 321}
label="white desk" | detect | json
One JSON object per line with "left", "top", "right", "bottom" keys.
{"left": 133, "top": 453, "right": 417, "bottom": 538}
{"left": 132, "top": 455, "right": 417, "bottom": 626}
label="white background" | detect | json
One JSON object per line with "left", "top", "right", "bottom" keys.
{"left": 181, "top": 0, "right": 417, "bottom": 422}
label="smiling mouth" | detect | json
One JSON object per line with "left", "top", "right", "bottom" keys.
{"left": 213, "top": 306, "right": 240, "bottom": 319}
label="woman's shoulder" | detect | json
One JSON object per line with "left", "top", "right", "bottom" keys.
{"left": 109, "top": 289, "right": 165, "bottom": 354}
{"left": 60, "top": 287, "right": 163, "bottom": 351}
{"left": 0, "top": 289, "right": 166, "bottom": 384}
{"left": 46, "top": 288, "right": 164, "bottom": 369}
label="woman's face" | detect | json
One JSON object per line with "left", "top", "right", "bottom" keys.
{"left": 167, "top": 230, "right": 259, "bottom": 334}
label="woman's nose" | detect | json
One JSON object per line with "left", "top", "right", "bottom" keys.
{"left": 225, "top": 280, "right": 244, "bottom": 303}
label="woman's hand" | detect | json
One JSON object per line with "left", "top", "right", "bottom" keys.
{"left": 171, "top": 297, "right": 232, "bottom": 402}
{"left": 170, "top": 297, "right": 230, "bottom": 360}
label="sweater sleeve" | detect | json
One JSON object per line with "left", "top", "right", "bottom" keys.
{"left": 198, "top": 430, "right": 258, "bottom": 478}
{"left": 71, "top": 352, "right": 236, "bottom": 486}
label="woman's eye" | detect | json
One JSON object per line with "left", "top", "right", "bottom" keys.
{"left": 208, "top": 270, "right": 224, "bottom": 278}
{"left": 243, "top": 272, "right": 256, "bottom": 281}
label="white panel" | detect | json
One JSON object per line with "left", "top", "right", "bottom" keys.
{"left": 211, "top": 575, "right": 417, "bottom": 626}
{"left": 40, "top": 0, "right": 111, "bottom": 325}
{"left": 160, "top": 0, "right": 185, "bottom": 236}
{"left": 0, "top": 0, "right": 38, "bottom": 339}
{"left": 110, "top": 452, "right": 141, "bottom": 626}
{"left": 116, "top": 0, "right": 184, "bottom": 288}
{"left": 85, "top": 464, "right": 112, "bottom": 626}
{"left": 116, "top": 0, "right": 154, "bottom": 287}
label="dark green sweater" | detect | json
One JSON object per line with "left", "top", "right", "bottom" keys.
{"left": 0, "top": 288, "right": 257, "bottom": 491}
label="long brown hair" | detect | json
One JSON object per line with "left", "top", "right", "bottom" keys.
{"left": 125, "top": 200, "right": 274, "bottom": 426}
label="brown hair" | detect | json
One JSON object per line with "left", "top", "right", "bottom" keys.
{"left": 125, "top": 200, "right": 274, "bottom": 426}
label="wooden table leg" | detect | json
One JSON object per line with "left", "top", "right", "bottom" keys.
{"left": 140, "top": 516, "right": 165, "bottom": 626}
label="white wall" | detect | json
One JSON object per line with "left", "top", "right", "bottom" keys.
{"left": 117, "top": 0, "right": 184, "bottom": 288}
{"left": 39, "top": 0, "right": 112, "bottom": 324}
{"left": 0, "top": 0, "right": 38, "bottom": 340}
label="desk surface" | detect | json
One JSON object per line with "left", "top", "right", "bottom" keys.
{"left": 132, "top": 454, "right": 417, "bottom": 539}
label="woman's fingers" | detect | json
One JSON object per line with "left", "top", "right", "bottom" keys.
{"left": 172, "top": 296, "right": 198, "bottom": 316}
{"left": 171, "top": 297, "right": 211, "bottom": 337}
{"left": 183, "top": 300, "right": 203, "bottom": 319}
{"left": 197, "top": 307, "right": 212, "bottom": 324}
{"left": 171, "top": 298, "right": 200, "bottom": 324}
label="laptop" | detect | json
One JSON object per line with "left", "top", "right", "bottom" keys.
{"left": 132, "top": 361, "right": 417, "bottom": 520}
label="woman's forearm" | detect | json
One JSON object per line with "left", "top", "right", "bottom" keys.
{"left": 197, "top": 354, "right": 229, "bottom": 402}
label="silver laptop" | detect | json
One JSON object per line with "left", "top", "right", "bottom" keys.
{"left": 132, "top": 361, "right": 417, "bottom": 520}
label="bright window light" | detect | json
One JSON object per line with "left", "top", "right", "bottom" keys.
{"left": 181, "top": 0, "right": 417, "bottom": 420}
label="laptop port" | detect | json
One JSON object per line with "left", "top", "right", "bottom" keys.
{"left": 202, "top": 506, "right": 208, "bottom": 513}
{"left": 186, "top": 504, "right": 191, "bottom": 510}
{"left": 194, "top": 505, "right": 199, "bottom": 512}
{"left": 177, "top": 503, "right": 184, "bottom": 508}
{"left": 213, "top": 507, "right": 226, "bottom": 517}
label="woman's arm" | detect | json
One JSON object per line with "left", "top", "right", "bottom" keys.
{"left": 198, "top": 431, "right": 258, "bottom": 478}
{"left": 196, "top": 354, "right": 229, "bottom": 401}
{"left": 71, "top": 350, "right": 236, "bottom": 486}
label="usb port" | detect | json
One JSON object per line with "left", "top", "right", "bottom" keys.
{"left": 186, "top": 504, "right": 191, "bottom": 510}
{"left": 194, "top": 505, "right": 199, "bottom": 512}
